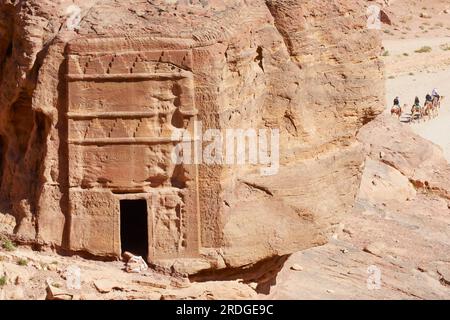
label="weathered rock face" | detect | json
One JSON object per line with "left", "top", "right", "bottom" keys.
{"left": 266, "top": 115, "right": 450, "bottom": 299}
{"left": 0, "top": 0, "right": 384, "bottom": 273}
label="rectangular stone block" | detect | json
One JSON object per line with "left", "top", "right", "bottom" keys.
{"left": 69, "top": 189, "right": 120, "bottom": 256}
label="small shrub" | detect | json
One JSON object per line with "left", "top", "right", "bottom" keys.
{"left": 440, "top": 43, "right": 450, "bottom": 51}
{"left": 17, "top": 258, "right": 28, "bottom": 266}
{"left": 0, "top": 276, "right": 6, "bottom": 286}
{"left": 1, "top": 239, "right": 16, "bottom": 252}
{"left": 388, "top": 75, "right": 395, "bottom": 79}
{"left": 415, "top": 46, "right": 432, "bottom": 53}
{"left": 403, "top": 52, "right": 409, "bottom": 56}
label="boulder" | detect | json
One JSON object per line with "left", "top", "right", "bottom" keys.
{"left": 357, "top": 114, "right": 450, "bottom": 200}
{"left": 46, "top": 284, "right": 74, "bottom": 300}
{"left": 125, "top": 256, "right": 148, "bottom": 273}
{"left": 358, "top": 158, "right": 417, "bottom": 205}
{"left": 93, "top": 279, "right": 124, "bottom": 294}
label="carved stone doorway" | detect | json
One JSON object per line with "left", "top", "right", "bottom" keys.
{"left": 120, "top": 199, "right": 149, "bottom": 259}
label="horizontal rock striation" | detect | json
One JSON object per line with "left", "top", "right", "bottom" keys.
{"left": 0, "top": 0, "right": 384, "bottom": 273}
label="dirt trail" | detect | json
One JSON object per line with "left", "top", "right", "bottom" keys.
{"left": 384, "top": 39, "right": 450, "bottom": 163}
{"left": 411, "top": 101, "right": 450, "bottom": 162}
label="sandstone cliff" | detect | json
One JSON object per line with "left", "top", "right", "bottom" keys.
{"left": 0, "top": 0, "right": 384, "bottom": 273}
{"left": 267, "top": 115, "right": 450, "bottom": 299}
{"left": 1, "top": 115, "right": 449, "bottom": 300}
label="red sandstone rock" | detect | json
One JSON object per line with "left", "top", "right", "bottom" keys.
{"left": 0, "top": 0, "right": 384, "bottom": 273}
{"left": 266, "top": 114, "right": 450, "bottom": 299}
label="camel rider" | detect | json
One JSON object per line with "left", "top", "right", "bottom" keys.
{"left": 426, "top": 93, "right": 433, "bottom": 103}
{"left": 432, "top": 88, "right": 440, "bottom": 100}
{"left": 413, "top": 96, "right": 421, "bottom": 112}
{"left": 393, "top": 96, "right": 400, "bottom": 106}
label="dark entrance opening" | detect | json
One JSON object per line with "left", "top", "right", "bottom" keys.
{"left": 120, "top": 199, "right": 148, "bottom": 259}
{"left": 0, "top": 136, "right": 4, "bottom": 185}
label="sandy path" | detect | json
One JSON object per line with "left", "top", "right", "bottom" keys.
{"left": 383, "top": 37, "right": 450, "bottom": 76}
{"left": 384, "top": 37, "right": 450, "bottom": 163}
{"left": 383, "top": 37, "right": 450, "bottom": 55}
{"left": 411, "top": 103, "right": 450, "bottom": 162}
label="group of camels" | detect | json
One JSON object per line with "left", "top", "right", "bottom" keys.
{"left": 391, "top": 96, "right": 444, "bottom": 123}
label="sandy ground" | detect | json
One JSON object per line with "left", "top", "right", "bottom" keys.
{"left": 381, "top": 0, "right": 450, "bottom": 40}
{"left": 382, "top": 37, "right": 450, "bottom": 76}
{"left": 384, "top": 38, "right": 450, "bottom": 162}
{"left": 0, "top": 244, "right": 257, "bottom": 300}
{"left": 380, "top": 0, "right": 450, "bottom": 162}
{"left": 411, "top": 100, "right": 450, "bottom": 162}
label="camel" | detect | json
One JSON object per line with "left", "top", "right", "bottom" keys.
{"left": 423, "top": 100, "right": 434, "bottom": 120}
{"left": 390, "top": 104, "right": 402, "bottom": 119}
{"left": 433, "top": 95, "right": 444, "bottom": 110}
{"left": 410, "top": 104, "right": 422, "bottom": 123}
{"left": 431, "top": 95, "right": 445, "bottom": 118}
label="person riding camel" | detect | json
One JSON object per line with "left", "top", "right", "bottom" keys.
{"left": 391, "top": 96, "right": 402, "bottom": 118}
{"left": 393, "top": 96, "right": 400, "bottom": 107}
{"left": 423, "top": 93, "right": 434, "bottom": 117}
{"left": 412, "top": 96, "right": 421, "bottom": 113}
{"left": 432, "top": 88, "right": 440, "bottom": 101}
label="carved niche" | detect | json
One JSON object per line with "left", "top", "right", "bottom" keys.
{"left": 65, "top": 40, "right": 200, "bottom": 260}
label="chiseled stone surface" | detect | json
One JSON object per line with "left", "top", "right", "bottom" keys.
{"left": 0, "top": 0, "right": 384, "bottom": 273}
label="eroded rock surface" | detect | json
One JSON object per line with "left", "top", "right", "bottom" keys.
{"left": 0, "top": 246, "right": 257, "bottom": 300}
{"left": 0, "top": 0, "right": 384, "bottom": 273}
{"left": 266, "top": 115, "right": 450, "bottom": 299}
